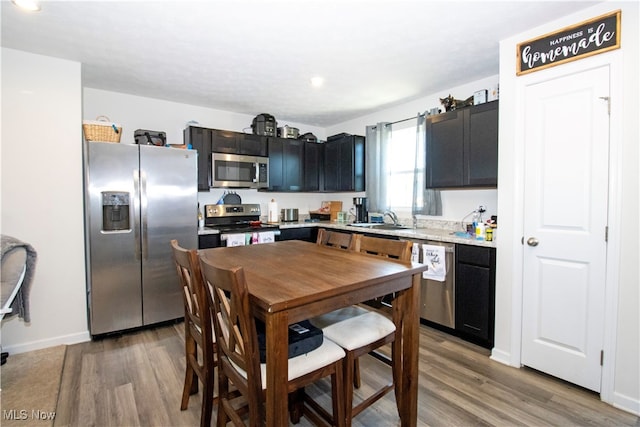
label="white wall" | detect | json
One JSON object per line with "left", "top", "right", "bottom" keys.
{"left": 1, "top": 48, "right": 90, "bottom": 352}
{"left": 327, "top": 76, "right": 500, "bottom": 223}
{"left": 494, "top": 2, "right": 639, "bottom": 415}
{"left": 83, "top": 88, "right": 329, "bottom": 147}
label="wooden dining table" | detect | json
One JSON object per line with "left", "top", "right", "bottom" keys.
{"left": 199, "top": 239, "right": 427, "bottom": 426}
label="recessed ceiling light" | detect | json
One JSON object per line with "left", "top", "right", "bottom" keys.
{"left": 310, "top": 77, "right": 324, "bottom": 87}
{"left": 11, "top": 0, "right": 41, "bottom": 12}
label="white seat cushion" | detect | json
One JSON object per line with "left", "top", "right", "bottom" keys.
{"left": 314, "top": 310, "right": 396, "bottom": 351}
{"left": 231, "top": 337, "right": 345, "bottom": 389}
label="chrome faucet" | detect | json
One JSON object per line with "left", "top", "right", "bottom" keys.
{"left": 384, "top": 210, "right": 400, "bottom": 226}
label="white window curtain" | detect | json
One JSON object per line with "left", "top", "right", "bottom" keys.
{"left": 412, "top": 114, "right": 442, "bottom": 216}
{"left": 365, "top": 122, "right": 391, "bottom": 213}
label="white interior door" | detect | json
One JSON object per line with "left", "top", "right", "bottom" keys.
{"left": 521, "top": 65, "right": 610, "bottom": 392}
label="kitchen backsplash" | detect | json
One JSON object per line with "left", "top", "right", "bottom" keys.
{"left": 197, "top": 188, "right": 497, "bottom": 226}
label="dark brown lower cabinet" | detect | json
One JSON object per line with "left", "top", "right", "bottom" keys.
{"left": 198, "top": 233, "right": 221, "bottom": 249}
{"left": 276, "top": 227, "right": 317, "bottom": 242}
{"left": 455, "top": 244, "right": 496, "bottom": 348}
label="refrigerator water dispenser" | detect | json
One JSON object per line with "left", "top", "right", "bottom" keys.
{"left": 102, "top": 191, "right": 130, "bottom": 231}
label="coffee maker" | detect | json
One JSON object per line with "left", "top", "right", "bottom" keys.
{"left": 353, "top": 197, "right": 368, "bottom": 223}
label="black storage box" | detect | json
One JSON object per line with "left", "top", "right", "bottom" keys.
{"left": 134, "top": 129, "right": 166, "bottom": 146}
{"left": 256, "top": 319, "right": 323, "bottom": 363}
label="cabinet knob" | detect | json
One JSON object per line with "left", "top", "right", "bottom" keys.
{"left": 526, "top": 237, "right": 539, "bottom": 247}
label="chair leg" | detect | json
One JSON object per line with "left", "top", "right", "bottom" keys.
{"left": 353, "top": 359, "right": 361, "bottom": 389}
{"left": 332, "top": 361, "right": 346, "bottom": 427}
{"left": 181, "top": 337, "right": 198, "bottom": 410}
{"left": 343, "top": 352, "right": 355, "bottom": 427}
{"left": 391, "top": 333, "right": 402, "bottom": 413}
{"left": 216, "top": 372, "right": 230, "bottom": 427}
{"left": 200, "top": 370, "right": 214, "bottom": 427}
{"left": 288, "top": 389, "right": 305, "bottom": 424}
{"left": 181, "top": 364, "right": 195, "bottom": 410}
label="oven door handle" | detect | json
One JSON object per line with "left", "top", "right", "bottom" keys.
{"left": 220, "top": 230, "right": 281, "bottom": 239}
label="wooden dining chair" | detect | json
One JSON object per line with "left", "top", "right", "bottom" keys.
{"left": 316, "top": 228, "right": 356, "bottom": 250}
{"left": 312, "top": 233, "right": 412, "bottom": 426}
{"left": 170, "top": 240, "right": 217, "bottom": 427}
{"left": 199, "top": 255, "right": 347, "bottom": 427}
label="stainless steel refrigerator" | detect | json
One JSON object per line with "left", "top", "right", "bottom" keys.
{"left": 84, "top": 141, "right": 197, "bottom": 336}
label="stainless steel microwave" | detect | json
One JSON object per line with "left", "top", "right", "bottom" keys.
{"left": 211, "top": 153, "right": 269, "bottom": 189}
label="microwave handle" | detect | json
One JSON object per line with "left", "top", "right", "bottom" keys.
{"left": 253, "top": 161, "right": 258, "bottom": 183}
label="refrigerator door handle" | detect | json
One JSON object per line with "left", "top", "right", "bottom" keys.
{"left": 140, "top": 169, "right": 149, "bottom": 260}
{"left": 133, "top": 169, "right": 142, "bottom": 261}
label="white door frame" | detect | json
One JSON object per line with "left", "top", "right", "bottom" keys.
{"left": 509, "top": 51, "right": 623, "bottom": 403}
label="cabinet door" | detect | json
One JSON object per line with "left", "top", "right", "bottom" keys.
{"left": 184, "top": 126, "right": 212, "bottom": 191}
{"left": 455, "top": 263, "right": 492, "bottom": 342}
{"left": 455, "top": 244, "right": 496, "bottom": 348}
{"left": 304, "top": 142, "right": 323, "bottom": 192}
{"left": 283, "top": 138, "right": 305, "bottom": 191}
{"left": 267, "top": 138, "right": 284, "bottom": 190}
{"left": 211, "top": 129, "right": 240, "bottom": 153}
{"left": 324, "top": 139, "right": 340, "bottom": 191}
{"left": 198, "top": 234, "right": 221, "bottom": 249}
{"left": 353, "top": 135, "right": 365, "bottom": 192}
{"left": 338, "top": 137, "right": 355, "bottom": 191}
{"left": 267, "top": 138, "right": 304, "bottom": 191}
{"left": 465, "top": 101, "right": 498, "bottom": 186}
{"left": 240, "top": 133, "right": 268, "bottom": 156}
{"left": 324, "top": 134, "right": 365, "bottom": 192}
{"left": 426, "top": 110, "right": 465, "bottom": 188}
{"left": 276, "top": 227, "right": 318, "bottom": 242}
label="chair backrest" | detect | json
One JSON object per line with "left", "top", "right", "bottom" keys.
{"left": 199, "top": 256, "right": 263, "bottom": 401}
{"left": 316, "top": 228, "right": 356, "bottom": 250}
{"left": 353, "top": 235, "right": 413, "bottom": 262}
{"left": 171, "top": 240, "right": 211, "bottom": 339}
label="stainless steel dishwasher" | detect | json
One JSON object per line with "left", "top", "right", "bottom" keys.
{"left": 410, "top": 240, "right": 456, "bottom": 329}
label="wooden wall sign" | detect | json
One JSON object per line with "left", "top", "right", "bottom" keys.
{"left": 517, "top": 10, "right": 621, "bottom": 75}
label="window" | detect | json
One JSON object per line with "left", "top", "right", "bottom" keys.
{"left": 387, "top": 123, "right": 419, "bottom": 211}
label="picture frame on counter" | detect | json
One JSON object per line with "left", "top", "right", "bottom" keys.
{"left": 516, "top": 9, "right": 621, "bottom": 76}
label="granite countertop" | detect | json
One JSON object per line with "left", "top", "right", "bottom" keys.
{"left": 281, "top": 221, "right": 496, "bottom": 248}
{"left": 199, "top": 220, "right": 497, "bottom": 248}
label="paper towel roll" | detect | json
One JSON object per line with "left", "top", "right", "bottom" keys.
{"left": 268, "top": 199, "right": 278, "bottom": 223}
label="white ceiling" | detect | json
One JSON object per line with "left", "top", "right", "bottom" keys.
{"left": 1, "top": 0, "right": 599, "bottom": 127}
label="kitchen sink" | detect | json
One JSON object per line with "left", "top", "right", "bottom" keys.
{"left": 347, "top": 223, "right": 411, "bottom": 230}
{"left": 370, "top": 224, "right": 411, "bottom": 230}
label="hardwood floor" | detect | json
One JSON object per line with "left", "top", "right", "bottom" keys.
{"left": 54, "top": 322, "right": 639, "bottom": 426}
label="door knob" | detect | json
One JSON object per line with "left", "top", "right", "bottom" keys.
{"left": 527, "top": 237, "right": 539, "bottom": 247}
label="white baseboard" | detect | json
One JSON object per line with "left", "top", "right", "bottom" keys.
{"left": 1, "top": 330, "right": 90, "bottom": 355}
{"left": 612, "top": 391, "right": 640, "bottom": 417}
{"left": 490, "top": 347, "right": 514, "bottom": 366}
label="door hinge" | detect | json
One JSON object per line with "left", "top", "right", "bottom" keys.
{"left": 605, "top": 226, "right": 609, "bottom": 242}
{"left": 600, "top": 350, "right": 604, "bottom": 366}
{"left": 599, "top": 96, "right": 611, "bottom": 115}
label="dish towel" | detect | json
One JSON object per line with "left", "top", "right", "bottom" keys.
{"left": 225, "top": 233, "right": 247, "bottom": 247}
{"left": 257, "top": 231, "right": 275, "bottom": 244}
{"left": 422, "top": 244, "right": 446, "bottom": 282}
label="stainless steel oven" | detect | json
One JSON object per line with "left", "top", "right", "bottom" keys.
{"left": 204, "top": 203, "right": 280, "bottom": 246}
{"left": 211, "top": 153, "right": 269, "bottom": 189}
